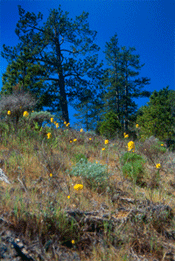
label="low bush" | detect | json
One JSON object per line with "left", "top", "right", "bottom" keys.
{"left": 66, "top": 158, "right": 110, "bottom": 192}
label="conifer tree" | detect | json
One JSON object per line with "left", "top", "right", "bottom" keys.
{"left": 1, "top": 5, "right": 103, "bottom": 123}
{"left": 137, "top": 87, "right": 175, "bottom": 140}
{"left": 102, "top": 34, "right": 150, "bottom": 131}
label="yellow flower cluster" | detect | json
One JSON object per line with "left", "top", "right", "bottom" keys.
{"left": 74, "top": 184, "right": 83, "bottom": 191}
{"left": 124, "top": 132, "right": 129, "bottom": 138}
{"left": 136, "top": 124, "right": 139, "bottom": 128}
{"left": 156, "top": 163, "right": 161, "bottom": 169}
{"left": 80, "top": 128, "right": 83, "bottom": 132}
{"left": 7, "top": 110, "right": 11, "bottom": 115}
{"left": 128, "top": 141, "right": 135, "bottom": 152}
{"left": 23, "top": 111, "right": 29, "bottom": 117}
{"left": 50, "top": 117, "right": 54, "bottom": 123}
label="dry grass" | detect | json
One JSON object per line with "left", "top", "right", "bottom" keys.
{"left": 0, "top": 125, "right": 175, "bottom": 260}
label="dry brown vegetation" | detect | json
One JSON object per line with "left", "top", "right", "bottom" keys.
{"left": 0, "top": 124, "right": 175, "bottom": 261}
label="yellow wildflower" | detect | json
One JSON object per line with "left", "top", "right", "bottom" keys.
{"left": 70, "top": 140, "right": 72, "bottom": 143}
{"left": 71, "top": 240, "right": 75, "bottom": 244}
{"left": 89, "top": 138, "right": 92, "bottom": 140}
{"left": 66, "top": 123, "right": 70, "bottom": 127}
{"left": 50, "top": 173, "right": 53, "bottom": 177}
{"left": 32, "top": 110, "right": 34, "bottom": 112}
{"left": 54, "top": 121, "right": 57, "bottom": 125}
{"left": 67, "top": 195, "right": 70, "bottom": 199}
{"left": 55, "top": 123, "right": 59, "bottom": 128}
{"left": 124, "top": 133, "right": 129, "bottom": 138}
{"left": 104, "top": 139, "right": 109, "bottom": 144}
{"left": 47, "top": 132, "right": 52, "bottom": 139}
{"left": 161, "top": 144, "right": 164, "bottom": 146}
{"left": 128, "top": 141, "right": 135, "bottom": 152}
{"left": 96, "top": 161, "right": 98, "bottom": 164}
{"left": 23, "top": 111, "right": 29, "bottom": 117}
{"left": 50, "top": 118, "right": 54, "bottom": 123}
{"left": 7, "top": 110, "right": 11, "bottom": 115}
{"left": 64, "top": 121, "right": 67, "bottom": 124}
{"left": 73, "top": 139, "right": 77, "bottom": 142}
{"left": 74, "top": 184, "right": 83, "bottom": 191}
{"left": 136, "top": 124, "right": 139, "bottom": 128}
{"left": 156, "top": 163, "right": 161, "bottom": 169}
{"left": 102, "top": 148, "right": 105, "bottom": 151}
{"left": 80, "top": 128, "right": 83, "bottom": 132}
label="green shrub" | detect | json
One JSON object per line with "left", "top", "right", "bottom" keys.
{"left": 72, "top": 153, "right": 88, "bottom": 164}
{"left": 66, "top": 158, "right": 110, "bottom": 191}
{"left": 96, "top": 111, "right": 121, "bottom": 139}
{"left": 28, "top": 111, "right": 55, "bottom": 129}
{"left": 120, "top": 152, "right": 146, "bottom": 185}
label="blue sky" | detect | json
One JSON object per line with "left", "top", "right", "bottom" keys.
{"left": 0, "top": 0, "right": 174, "bottom": 129}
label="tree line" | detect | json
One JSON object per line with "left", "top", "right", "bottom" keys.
{"left": 1, "top": 5, "right": 175, "bottom": 141}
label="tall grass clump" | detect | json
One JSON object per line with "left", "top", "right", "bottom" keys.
{"left": 67, "top": 158, "right": 110, "bottom": 192}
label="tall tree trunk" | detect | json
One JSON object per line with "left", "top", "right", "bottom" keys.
{"left": 55, "top": 28, "right": 69, "bottom": 123}
{"left": 124, "top": 71, "right": 129, "bottom": 132}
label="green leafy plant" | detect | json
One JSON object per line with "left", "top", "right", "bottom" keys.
{"left": 67, "top": 158, "right": 110, "bottom": 191}
{"left": 72, "top": 153, "right": 88, "bottom": 164}
{"left": 120, "top": 152, "right": 146, "bottom": 185}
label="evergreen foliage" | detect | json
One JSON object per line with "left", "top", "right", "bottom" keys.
{"left": 1, "top": 5, "right": 103, "bottom": 123}
{"left": 102, "top": 34, "right": 151, "bottom": 131}
{"left": 96, "top": 111, "right": 121, "bottom": 139}
{"left": 137, "top": 87, "right": 175, "bottom": 141}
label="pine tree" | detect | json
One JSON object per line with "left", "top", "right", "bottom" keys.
{"left": 102, "top": 34, "right": 150, "bottom": 131}
{"left": 137, "top": 87, "right": 175, "bottom": 141}
{"left": 1, "top": 5, "right": 103, "bottom": 123}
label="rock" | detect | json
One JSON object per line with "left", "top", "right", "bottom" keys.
{"left": 0, "top": 168, "right": 11, "bottom": 184}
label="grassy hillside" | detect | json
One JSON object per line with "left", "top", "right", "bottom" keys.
{"left": 0, "top": 120, "right": 175, "bottom": 260}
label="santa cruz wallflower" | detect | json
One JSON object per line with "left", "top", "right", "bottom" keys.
{"left": 102, "top": 148, "right": 105, "bottom": 151}
{"left": 47, "top": 132, "right": 52, "bottom": 139}
{"left": 56, "top": 123, "right": 59, "bottom": 128}
{"left": 23, "top": 111, "right": 29, "bottom": 117}
{"left": 156, "top": 163, "right": 161, "bottom": 169}
{"left": 7, "top": 110, "right": 11, "bottom": 115}
{"left": 136, "top": 124, "right": 139, "bottom": 128}
{"left": 73, "top": 139, "right": 77, "bottom": 142}
{"left": 128, "top": 141, "right": 135, "bottom": 152}
{"left": 50, "top": 118, "right": 54, "bottom": 123}
{"left": 74, "top": 184, "right": 83, "bottom": 191}
{"left": 80, "top": 128, "right": 83, "bottom": 132}
{"left": 105, "top": 139, "right": 109, "bottom": 144}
